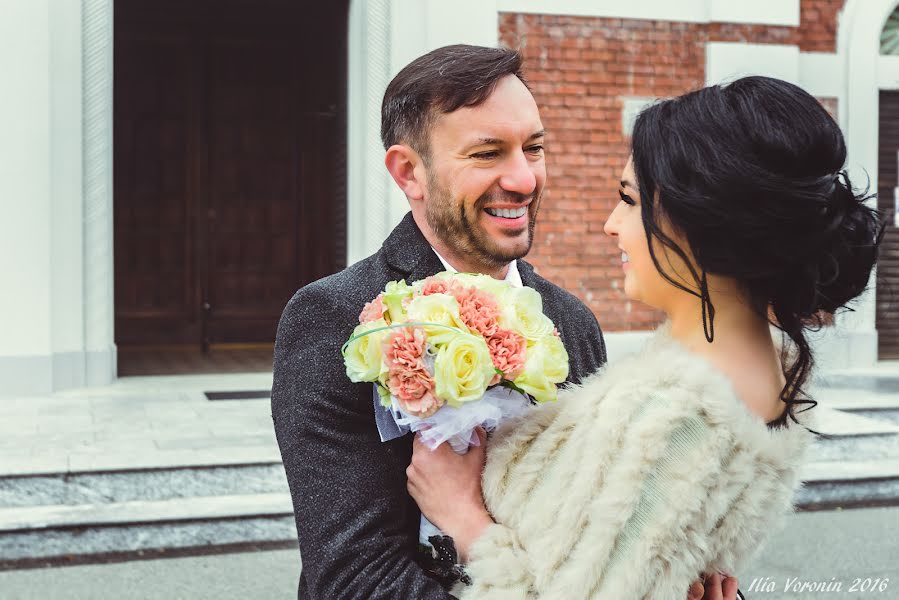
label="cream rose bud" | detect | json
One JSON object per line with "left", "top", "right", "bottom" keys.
{"left": 381, "top": 279, "right": 413, "bottom": 323}
{"left": 433, "top": 334, "right": 496, "bottom": 407}
{"left": 344, "top": 319, "right": 390, "bottom": 383}
{"left": 541, "top": 334, "right": 570, "bottom": 383}
{"left": 406, "top": 293, "right": 467, "bottom": 346}
{"left": 513, "top": 342, "right": 558, "bottom": 403}
{"left": 500, "top": 287, "right": 555, "bottom": 341}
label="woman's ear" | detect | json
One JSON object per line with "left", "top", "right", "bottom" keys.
{"left": 385, "top": 144, "right": 426, "bottom": 201}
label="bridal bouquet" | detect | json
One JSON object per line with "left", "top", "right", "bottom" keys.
{"left": 342, "top": 271, "right": 569, "bottom": 547}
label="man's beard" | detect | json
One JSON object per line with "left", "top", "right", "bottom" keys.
{"left": 424, "top": 174, "right": 540, "bottom": 271}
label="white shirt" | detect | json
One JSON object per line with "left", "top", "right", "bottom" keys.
{"left": 430, "top": 247, "right": 523, "bottom": 289}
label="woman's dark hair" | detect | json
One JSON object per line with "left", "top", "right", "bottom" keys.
{"left": 380, "top": 44, "right": 526, "bottom": 159}
{"left": 630, "top": 75, "right": 883, "bottom": 427}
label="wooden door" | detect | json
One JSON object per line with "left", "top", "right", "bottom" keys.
{"left": 114, "top": 0, "right": 347, "bottom": 348}
{"left": 114, "top": 35, "right": 199, "bottom": 345}
{"left": 877, "top": 91, "right": 899, "bottom": 358}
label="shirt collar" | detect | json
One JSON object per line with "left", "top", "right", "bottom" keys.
{"left": 430, "top": 247, "right": 523, "bottom": 289}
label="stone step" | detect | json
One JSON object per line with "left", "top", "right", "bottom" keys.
{"left": 0, "top": 462, "right": 294, "bottom": 567}
{"left": 811, "top": 406, "right": 899, "bottom": 436}
{"left": 0, "top": 512, "right": 298, "bottom": 568}
{"left": 0, "top": 493, "right": 292, "bottom": 533}
{"left": 817, "top": 369, "right": 899, "bottom": 392}
{"left": 797, "top": 459, "right": 899, "bottom": 511}
{"left": 811, "top": 386, "right": 899, "bottom": 411}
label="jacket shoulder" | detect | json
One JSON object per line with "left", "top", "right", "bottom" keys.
{"left": 279, "top": 254, "right": 387, "bottom": 327}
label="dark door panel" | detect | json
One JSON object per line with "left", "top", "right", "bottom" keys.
{"left": 114, "top": 0, "right": 347, "bottom": 351}
{"left": 878, "top": 91, "right": 899, "bottom": 358}
{"left": 114, "top": 35, "right": 199, "bottom": 345}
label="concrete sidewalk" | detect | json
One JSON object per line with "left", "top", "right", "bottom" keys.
{"left": 0, "top": 373, "right": 278, "bottom": 478}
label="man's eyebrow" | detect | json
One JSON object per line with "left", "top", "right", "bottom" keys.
{"left": 470, "top": 130, "right": 547, "bottom": 146}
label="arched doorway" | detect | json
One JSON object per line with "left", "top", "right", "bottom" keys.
{"left": 112, "top": 0, "right": 348, "bottom": 374}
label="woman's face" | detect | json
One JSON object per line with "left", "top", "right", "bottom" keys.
{"left": 604, "top": 158, "right": 689, "bottom": 310}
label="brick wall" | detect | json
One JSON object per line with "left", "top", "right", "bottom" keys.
{"left": 502, "top": 0, "right": 845, "bottom": 332}
{"left": 800, "top": 0, "right": 845, "bottom": 52}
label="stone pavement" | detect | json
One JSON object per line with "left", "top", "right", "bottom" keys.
{"left": 0, "top": 373, "right": 279, "bottom": 478}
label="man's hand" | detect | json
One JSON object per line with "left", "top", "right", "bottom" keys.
{"left": 688, "top": 573, "right": 739, "bottom": 600}
{"left": 406, "top": 429, "right": 493, "bottom": 562}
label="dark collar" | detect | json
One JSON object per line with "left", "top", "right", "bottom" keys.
{"left": 381, "top": 213, "right": 445, "bottom": 282}
{"left": 382, "top": 212, "right": 539, "bottom": 287}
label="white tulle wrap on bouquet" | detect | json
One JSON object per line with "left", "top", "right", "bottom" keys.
{"left": 386, "top": 386, "right": 533, "bottom": 546}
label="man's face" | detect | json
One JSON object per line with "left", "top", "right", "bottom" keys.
{"left": 420, "top": 75, "right": 546, "bottom": 270}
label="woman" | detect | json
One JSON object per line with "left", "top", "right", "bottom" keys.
{"left": 405, "top": 76, "right": 882, "bottom": 599}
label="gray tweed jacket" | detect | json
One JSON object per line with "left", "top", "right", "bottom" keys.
{"left": 271, "top": 213, "right": 607, "bottom": 599}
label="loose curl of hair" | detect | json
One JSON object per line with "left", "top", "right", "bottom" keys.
{"left": 630, "top": 76, "right": 883, "bottom": 428}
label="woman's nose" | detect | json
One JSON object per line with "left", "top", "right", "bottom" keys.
{"left": 604, "top": 205, "right": 620, "bottom": 237}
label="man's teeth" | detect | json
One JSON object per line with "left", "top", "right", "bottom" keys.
{"left": 485, "top": 207, "right": 527, "bottom": 218}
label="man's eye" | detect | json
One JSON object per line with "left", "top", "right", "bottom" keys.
{"left": 619, "top": 190, "right": 636, "bottom": 206}
{"left": 526, "top": 145, "right": 545, "bottom": 154}
{"left": 471, "top": 151, "right": 499, "bottom": 160}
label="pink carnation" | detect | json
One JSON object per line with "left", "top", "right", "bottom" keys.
{"left": 387, "top": 369, "right": 440, "bottom": 417}
{"left": 454, "top": 286, "right": 500, "bottom": 338}
{"left": 359, "top": 295, "right": 386, "bottom": 324}
{"left": 487, "top": 329, "right": 527, "bottom": 386}
{"left": 382, "top": 327, "right": 441, "bottom": 417}
{"left": 420, "top": 276, "right": 454, "bottom": 296}
{"left": 383, "top": 327, "right": 427, "bottom": 371}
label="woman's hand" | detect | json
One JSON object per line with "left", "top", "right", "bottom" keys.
{"left": 406, "top": 428, "right": 494, "bottom": 562}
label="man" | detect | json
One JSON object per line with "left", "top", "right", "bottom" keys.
{"left": 272, "top": 44, "right": 736, "bottom": 600}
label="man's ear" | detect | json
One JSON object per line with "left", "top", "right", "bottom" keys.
{"left": 385, "top": 144, "right": 426, "bottom": 201}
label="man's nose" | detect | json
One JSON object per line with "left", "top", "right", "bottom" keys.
{"left": 498, "top": 151, "right": 538, "bottom": 196}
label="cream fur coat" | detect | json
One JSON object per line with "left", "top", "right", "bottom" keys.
{"left": 456, "top": 327, "right": 813, "bottom": 600}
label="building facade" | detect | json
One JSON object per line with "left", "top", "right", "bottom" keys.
{"left": 1, "top": 0, "right": 894, "bottom": 396}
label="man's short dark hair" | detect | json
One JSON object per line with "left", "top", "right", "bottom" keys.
{"left": 380, "top": 44, "right": 527, "bottom": 158}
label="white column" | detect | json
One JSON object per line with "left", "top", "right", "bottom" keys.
{"left": 81, "top": 0, "right": 117, "bottom": 385}
{"left": 346, "top": 0, "right": 501, "bottom": 265}
{"left": 49, "top": 0, "right": 87, "bottom": 389}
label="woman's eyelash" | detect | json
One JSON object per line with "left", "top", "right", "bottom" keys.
{"left": 619, "top": 190, "right": 636, "bottom": 206}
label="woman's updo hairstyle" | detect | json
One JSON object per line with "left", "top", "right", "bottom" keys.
{"left": 630, "top": 75, "right": 883, "bottom": 427}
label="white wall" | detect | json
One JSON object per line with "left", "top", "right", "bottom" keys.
{"left": 706, "top": 42, "right": 800, "bottom": 86}
{"left": 0, "top": 0, "right": 114, "bottom": 396}
{"left": 0, "top": 1, "right": 54, "bottom": 379}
